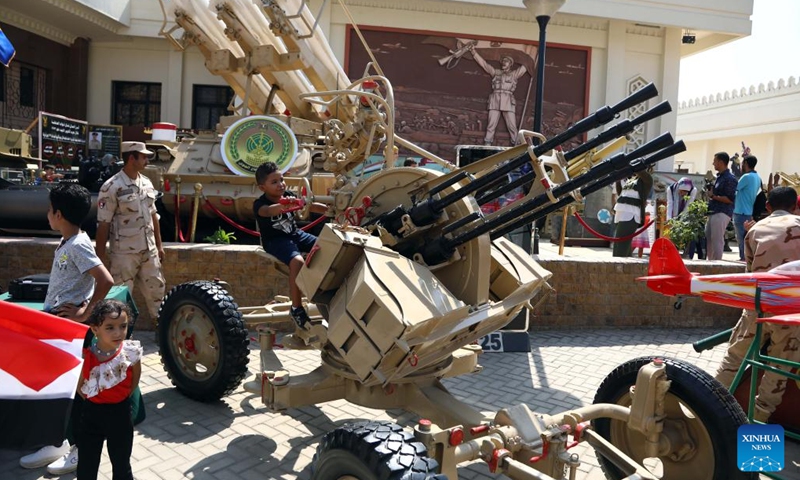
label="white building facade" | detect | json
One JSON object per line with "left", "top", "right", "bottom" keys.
{"left": 676, "top": 76, "right": 800, "bottom": 177}
{"left": 1, "top": 0, "right": 753, "bottom": 168}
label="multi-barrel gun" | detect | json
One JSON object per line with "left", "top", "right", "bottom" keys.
{"left": 366, "top": 83, "right": 685, "bottom": 264}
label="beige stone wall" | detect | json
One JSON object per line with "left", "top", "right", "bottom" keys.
{"left": 0, "top": 239, "right": 744, "bottom": 331}
{"left": 534, "top": 256, "right": 743, "bottom": 329}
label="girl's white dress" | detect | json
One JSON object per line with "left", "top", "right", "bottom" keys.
{"left": 80, "top": 340, "right": 142, "bottom": 399}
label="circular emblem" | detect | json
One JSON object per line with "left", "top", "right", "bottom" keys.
{"left": 220, "top": 116, "right": 298, "bottom": 176}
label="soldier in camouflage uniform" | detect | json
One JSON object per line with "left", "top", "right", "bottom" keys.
{"left": 715, "top": 186, "right": 800, "bottom": 422}
{"left": 95, "top": 141, "right": 166, "bottom": 321}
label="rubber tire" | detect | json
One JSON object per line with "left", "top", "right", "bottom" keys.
{"left": 158, "top": 281, "right": 250, "bottom": 402}
{"left": 592, "top": 356, "right": 756, "bottom": 480}
{"left": 312, "top": 421, "right": 447, "bottom": 480}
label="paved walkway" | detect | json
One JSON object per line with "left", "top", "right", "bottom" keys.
{"left": 3, "top": 327, "right": 798, "bottom": 480}
{"left": 534, "top": 235, "right": 744, "bottom": 263}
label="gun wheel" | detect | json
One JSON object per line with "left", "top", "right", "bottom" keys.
{"left": 312, "top": 421, "right": 445, "bottom": 480}
{"left": 592, "top": 356, "right": 755, "bottom": 480}
{"left": 158, "top": 281, "right": 249, "bottom": 402}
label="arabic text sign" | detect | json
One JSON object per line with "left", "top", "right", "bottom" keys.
{"left": 87, "top": 124, "right": 123, "bottom": 159}
{"left": 39, "top": 112, "right": 87, "bottom": 168}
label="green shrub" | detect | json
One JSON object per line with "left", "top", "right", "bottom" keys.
{"left": 204, "top": 228, "right": 237, "bottom": 244}
{"left": 665, "top": 199, "right": 708, "bottom": 250}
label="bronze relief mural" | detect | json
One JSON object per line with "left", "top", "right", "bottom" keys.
{"left": 346, "top": 26, "right": 590, "bottom": 162}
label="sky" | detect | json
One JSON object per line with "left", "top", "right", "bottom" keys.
{"left": 678, "top": 0, "right": 800, "bottom": 102}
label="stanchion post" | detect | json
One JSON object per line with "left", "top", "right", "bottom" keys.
{"left": 190, "top": 183, "right": 203, "bottom": 243}
{"left": 558, "top": 206, "right": 570, "bottom": 256}
{"left": 174, "top": 176, "right": 182, "bottom": 241}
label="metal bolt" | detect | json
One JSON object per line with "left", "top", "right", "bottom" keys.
{"left": 418, "top": 418, "right": 432, "bottom": 432}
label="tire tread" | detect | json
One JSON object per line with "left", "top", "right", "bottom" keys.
{"left": 312, "top": 421, "right": 447, "bottom": 480}
{"left": 157, "top": 281, "right": 249, "bottom": 402}
{"left": 592, "top": 356, "right": 755, "bottom": 480}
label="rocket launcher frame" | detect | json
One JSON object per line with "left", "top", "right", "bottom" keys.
{"left": 160, "top": 0, "right": 352, "bottom": 121}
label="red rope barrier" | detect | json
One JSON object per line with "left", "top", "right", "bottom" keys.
{"left": 202, "top": 198, "right": 260, "bottom": 237}
{"left": 300, "top": 214, "right": 327, "bottom": 232}
{"left": 573, "top": 212, "right": 654, "bottom": 243}
{"left": 177, "top": 195, "right": 329, "bottom": 241}
{"left": 203, "top": 198, "right": 326, "bottom": 236}
{"left": 173, "top": 194, "right": 192, "bottom": 243}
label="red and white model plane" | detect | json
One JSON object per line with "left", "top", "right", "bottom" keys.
{"left": 638, "top": 238, "right": 800, "bottom": 321}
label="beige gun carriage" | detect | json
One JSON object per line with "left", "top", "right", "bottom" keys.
{"left": 153, "top": 1, "right": 753, "bottom": 479}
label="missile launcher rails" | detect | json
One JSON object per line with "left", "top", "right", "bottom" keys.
{"left": 153, "top": 1, "right": 753, "bottom": 479}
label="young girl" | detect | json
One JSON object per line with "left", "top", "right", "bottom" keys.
{"left": 77, "top": 299, "right": 142, "bottom": 480}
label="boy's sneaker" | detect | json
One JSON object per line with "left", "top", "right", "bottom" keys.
{"left": 47, "top": 445, "right": 78, "bottom": 475}
{"left": 19, "top": 440, "right": 70, "bottom": 469}
{"left": 290, "top": 306, "right": 311, "bottom": 329}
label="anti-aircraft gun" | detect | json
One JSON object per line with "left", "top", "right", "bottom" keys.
{"left": 153, "top": 1, "right": 752, "bottom": 479}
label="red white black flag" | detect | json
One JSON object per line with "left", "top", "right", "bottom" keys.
{"left": 0, "top": 301, "right": 88, "bottom": 449}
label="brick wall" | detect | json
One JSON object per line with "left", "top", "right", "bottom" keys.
{"left": 0, "top": 238, "right": 745, "bottom": 331}
{"left": 534, "top": 256, "right": 743, "bottom": 329}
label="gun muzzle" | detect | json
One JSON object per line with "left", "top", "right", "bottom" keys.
{"left": 489, "top": 140, "right": 687, "bottom": 240}
{"left": 403, "top": 84, "right": 661, "bottom": 228}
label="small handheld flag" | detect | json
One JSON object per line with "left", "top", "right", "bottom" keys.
{"left": 0, "top": 28, "right": 15, "bottom": 67}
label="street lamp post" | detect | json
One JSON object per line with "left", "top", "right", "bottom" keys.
{"left": 522, "top": 0, "right": 565, "bottom": 254}
{"left": 524, "top": 0, "right": 566, "bottom": 136}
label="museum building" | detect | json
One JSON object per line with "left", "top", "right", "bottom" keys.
{"left": 0, "top": 0, "right": 753, "bottom": 170}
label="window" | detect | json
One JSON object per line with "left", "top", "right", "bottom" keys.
{"left": 192, "top": 85, "right": 234, "bottom": 130}
{"left": 112, "top": 81, "right": 162, "bottom": 126}
{"left": 20, "top": 67, "right": 34, "bottom": 107}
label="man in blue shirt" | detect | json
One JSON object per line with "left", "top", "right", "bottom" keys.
{"left": 732, "top": 155, "right": 761, "bottom": 261}
{"left": 704, "top": 152, "right": 737, "bottom": 260}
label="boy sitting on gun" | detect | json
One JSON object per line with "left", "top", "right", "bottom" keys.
{"left": 253, "top": 162, "right": 328, "bottom": 328}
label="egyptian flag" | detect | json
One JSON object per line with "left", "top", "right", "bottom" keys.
{"left": 0, "top": 301, "right": 88, "bottom": 449}
{"left": 0, "top": 27, "right": 15, "bottom": 67}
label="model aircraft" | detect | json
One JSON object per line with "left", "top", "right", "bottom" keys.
{"left": 638, "top": 238, "right": 800, "bottom": 318}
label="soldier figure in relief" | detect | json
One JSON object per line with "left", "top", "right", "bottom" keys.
{"left": 468, "top": 44, "right": 528, "bottom": 146}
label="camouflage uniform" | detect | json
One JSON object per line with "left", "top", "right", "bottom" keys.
{"left": 97, "top": 171, "right": 165, "bottom": 319}
{"left": 715, "top": 210, "right": 800, "bottom": 419}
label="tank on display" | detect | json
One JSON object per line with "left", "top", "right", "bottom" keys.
{"left": 151, "top": 1, "right": 753, "bottom": 479}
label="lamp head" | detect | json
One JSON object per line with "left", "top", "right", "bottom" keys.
{"left": 523, "top": 0, "right": 567, "bottom": 19}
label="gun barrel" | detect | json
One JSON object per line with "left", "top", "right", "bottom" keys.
{"left": 489, "top": 140, "right": 686, "bottom": 240}
{"left": 476, "top": 170, "right": 534, "bottom": 205}
{"left": 418, "top": 139, "right": 683, "bottom": 265}
{"left": 408, "top": 84, "right": 660, "bottom": 226}
{"left": 453, "top": 133, "right": 673, "bottom": 247}
{"left": 542, "top": 83, "right": 658, "bottom": 156}
{"left": 564, "top": 101, "right": 672, "bottom": 161}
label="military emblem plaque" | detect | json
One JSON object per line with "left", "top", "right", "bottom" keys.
{"left": 220, "top": 115, "right": 298, "bottom": 176}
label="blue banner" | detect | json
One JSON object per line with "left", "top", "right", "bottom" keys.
{"left": 738, "top": 424, "right": 784, "bottom": 472}
{"left": 0, "top": 28, "right": 16, "bottom": 67}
